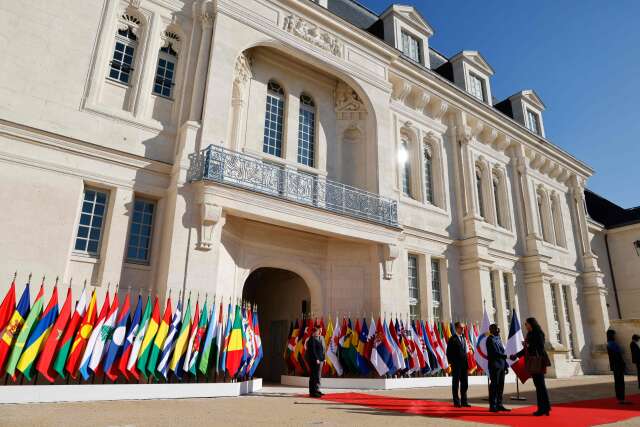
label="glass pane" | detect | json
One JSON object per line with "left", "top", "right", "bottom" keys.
{"left": 87, "top": 240, "right": 99, "bottom": 253}
{"left": 75, "top": 238, "right": 86, "bottom": 251}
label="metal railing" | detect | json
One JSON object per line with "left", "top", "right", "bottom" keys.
{"left": 189, "top": 145, "right": 398, "bottom": 227}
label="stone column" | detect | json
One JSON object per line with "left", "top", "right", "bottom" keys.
{"left": 229, "top": 53, "right": 252, "bottom": 151}
{"left": 134, "top": 12, "right": 162, "bottom": 118}
{"left": 188, "top": 10, "right": 215, "bottom": 122}
{"left": 97, "top": 187, "right": 134, "bottom": 286}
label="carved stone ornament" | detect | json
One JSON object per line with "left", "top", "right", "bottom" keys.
{"left": 198, "top": 202, "right": 223, "bottom": 251}
{"left": 233, "top": 53, "right": 253, "bottom": 91}
{"left": 161, "top": 30, "right": 181, "bottom": 52}
{"left": 118, "top": 13, "right": 141, "bottom": 36}
{"left": 335, "top": 82, "right": 366, "bottom": 120}
{"left": 382, "top": 243, "right": 399, "bottom": 280}
{"left": 283, "top": 14, "right": 343, "bottom": 57}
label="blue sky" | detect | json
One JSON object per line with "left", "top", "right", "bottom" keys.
{"left": 358, "top": 0, "right": 639, "bottom": 208}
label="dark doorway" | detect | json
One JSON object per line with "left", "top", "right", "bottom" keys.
{"left": 242, "top": 268, "right": 310, "bottom": 382}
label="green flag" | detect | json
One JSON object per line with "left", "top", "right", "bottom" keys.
{"left": 170, "top": 299, "right": 191, "bottom": 378}
{"left": 147, "top": 298, "right": 172, "bottom": 379}
{"left": 198, "top": 303, "right": 218, "bottom": 376}
{"left": 188, "top": 302, "right": 208, "bottom": 376}
{"left": 6, "top": 287, "right": 44, "bottom": 378}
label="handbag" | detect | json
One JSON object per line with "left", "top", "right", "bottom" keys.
{"left": 525, "top": 343, "right": 552, "bottom": 375}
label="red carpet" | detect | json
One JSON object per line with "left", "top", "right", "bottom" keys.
{"left": 316, "top": 392, "right": 640, "bottom": 426}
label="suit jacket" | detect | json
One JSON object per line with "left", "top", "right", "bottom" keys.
{"left": 607, "top": 340, "right": 625, "bottom": 372}
{"left": 486, "top": 334, "right": 508, "bottom": 373}
{"left": 631, "top": 341, "right": 640, "bottom": 365}
{"left": 307, "top": 336, "right": 325, "bottom": 364}
{"left": 446, "top": 334, "right": 468, "bottom": 368}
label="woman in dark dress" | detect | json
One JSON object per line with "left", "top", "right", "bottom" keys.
{"left": 511, "top": 317, "right": 551, "bottom": 416}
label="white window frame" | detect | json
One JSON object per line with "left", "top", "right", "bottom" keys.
{"left": 407, "top": 254, "right": 420, "bottom": 321}
{"left": 526, "top": 108, "right": 541, "bottom": 135}
{"left": 468, "top": 72, "right": 486, "bottom": 102}
{"left": 401, "top": 31, "right": 421, "bottom": 63}
{"left": 430, "top": 258, "right": 442, "bottom": 322}
{"left": 74, "top": 187, "right": 109, "bottom": 257}
{"left": 125, "top": 197, "right": 156, "bottom": 265}
{"left": 153, "top": 43, "right": 178, "bottom": 99}
{"left": 297, "top": 94, "right": 316, "bottom": 167}
{"left": 263, "top": 80, "right": 286, "bottom": 158}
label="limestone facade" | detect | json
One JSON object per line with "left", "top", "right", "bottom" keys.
{"left": 0, "top": 0, "right": 616, "bottom": 376}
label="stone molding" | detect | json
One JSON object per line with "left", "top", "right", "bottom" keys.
{"left": 382, "top": 243, "right": 399, "bottom": 280}
{"left": 283, "top": 14, "right": 342, "bottom": 57}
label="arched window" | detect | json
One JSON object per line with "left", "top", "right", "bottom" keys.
{"left": 537, "top": 189, "right": 553, "bottom": 243}
{"left": 423, "top": 144, "right": 434, "bottom": 204}
{"left": 551, "top": 194, "right": 566, "bottom": 247}
{"left": 153, "top": 32, "right": 180, "bottom": 98}
{"left": 476, "top": 166, "right": 485, "bottom": 218}
{"left": 109, "top": 14, "right": 141, "bottom": 85}
{"left": 297, "top": 94, "right": 316, "bottom": 167}
{"left": 400, "top": 139, "right": 412, "bottom": 197}
{"left": 263, "top": 81, "right": 285, "bottom": 157}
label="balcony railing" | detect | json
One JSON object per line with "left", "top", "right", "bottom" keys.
{"left": 189, "top": 145, "right": 398, "bottom": 227}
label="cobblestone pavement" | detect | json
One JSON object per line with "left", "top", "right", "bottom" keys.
{"left": 0, "top": 375, "right": 638, "bottom": 427}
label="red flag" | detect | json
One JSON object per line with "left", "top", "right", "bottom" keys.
{"left": 65, "top": 290, "right": 98, "bottom": 378}
{"left": 0, "top": 280, "right": 16, "bottom": 332}
{"left": 36, "top": 287, "right": 72, "bottom": 382}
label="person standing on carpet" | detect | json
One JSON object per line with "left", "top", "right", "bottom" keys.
{"left": 307, "top": 326, "right": 325, "bottom": 398}
{"left": 631, "top": 334, "right": 640, "bottom": 389}
{"left": 487, "top": 324, "right": 510, "bottom": 412}
{"left": 447, "top": 322, "right": 470, "bottom": 408}
{"left": 607, "top": 329, "right": 630, "bottom": 404}
{"left": 511, "top": 317, "right": 551, "bottom": 416}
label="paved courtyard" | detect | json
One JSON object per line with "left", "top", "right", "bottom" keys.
{"left": 1, "top": 375, "right": 638, "bottom": 427}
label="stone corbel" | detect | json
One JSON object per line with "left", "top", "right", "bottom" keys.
{"left": 382, "top": 244, "right": 399, "bottom": 280}
{"left": 197, "top": 190, "right": 223, "bottom": 251}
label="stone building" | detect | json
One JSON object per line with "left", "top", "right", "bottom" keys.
{"left": 0, "top": 0, "right": 616, "bottom": 380}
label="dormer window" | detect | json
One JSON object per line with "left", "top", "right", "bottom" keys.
{"left": 401, "top": 31, "right": 421, "bottom": 63}
{"left": 468, "top": 73, "right": 486, "bottom": 102}
{"left": 526, "top": 109, "right": 541, "bottom": 135}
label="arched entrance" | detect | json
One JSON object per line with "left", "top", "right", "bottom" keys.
{"left": 243, "top": 267, "right": 311, "bottom": 382}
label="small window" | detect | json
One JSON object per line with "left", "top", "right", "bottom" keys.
{"left": 153, "top": 44, "right": 177, "bottom": 98}
{"left": 526, "top": 109, "right": 541, "bottom": 135}
{"left": 263, "top": 81, "right": 285, "bottom": 157}
{"left": 74, "top": 188, "right": 109, "bottom": 255}
{"left": 400, "top": 141, "right": 412, "bottom": 197}
{"left": 468, "top": 73, "right": 486, "bottom": 102}
{"left": 109, "top": 25, "right": 138, "bottom": 85}
{"left": 401, "top": 31, "right": 421, "bottom": 63}
{"left": 493, "top": 174, "right": 506, "bottom": 228}
{"left": 126, "top": 198, "right": 155, "bottom": 263}
{"left": 408, "top": 255, "right": 420, "bottom": 321}
{"left": 476, "top": 167, "right": 485, "bottom": 218}
{"left": 431, "top": 259, "right": 442, "bottom": 322}
{"left": 297, "top": 94, "right": 316, "bottom": 167}
{"left": 423, "top": 145, "right": 434, "bottom": 204}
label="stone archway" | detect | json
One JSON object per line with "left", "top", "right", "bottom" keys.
{"left": 242, "top": 267, "right": 311, "bottom": 382}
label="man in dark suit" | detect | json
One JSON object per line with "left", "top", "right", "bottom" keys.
{"left": 487, "top": 323, "right": 510, "bottom": 412}
{"left": 630, "top": 334, "right": 640, "bottom": 389}
{"left": 607, "top": 329, "right": 630, "bottom": 404}
{"left": 447, "top": 322, "right": 470, "bottom": 407}
{"left": 307, "top": 326, "right": 325, "bottom": 398}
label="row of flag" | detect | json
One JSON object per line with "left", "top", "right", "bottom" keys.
{"left": 0, "top": 279, "right": 262, "bottom": 384}
{"left": 285, "top": 308, "right": 530, "bottom": 383}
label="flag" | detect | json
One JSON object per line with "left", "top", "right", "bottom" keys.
{"left": 385, "top": 319, "right": 404, "bottom": 371}
{"left": 356, "top": 319, "right": 371, "bottom": 375}
{"left": 147, "top": 296, "right": 172, "bottom": 378}
{"left": 170, "top": 297, "right": 191, "bottom": 379}
{"left": 214, "top": 302, "right": 224, "bottom": 374}
{"left": 37, "top": 287, "right": 73, "bottom": 382}
{"left": 183, "top": 300, "right": 201, "bottom": 374}
{"left": 66, "top": 290, "right": 97, "bottom": 379}
{"left": 218, "top": 303, "right": 232, "bottom": 374}
{"left": 249, "top": 310, "right": 262, "bottom": 378}
{"left": 322, "top": 319, "right": 334, "bottom": 376}
{"left": 136, "top": 296, "right": 160, "bottom": 378}
{"left": 506, "top": 309, "right": 530, "bottom": 383}
{"left": 158, "top": 299, "right": 182, "bottom": 379}
{"left": 474, "top": 308, "right": 491, "bottom": 374}
{"left": 119, "top": 294, "right": 142, "bottom": 380}
{"left": 285, "top": 320, "right": 301, "bottom": 374}
{"left": 326, "top": 317, "right": 343, "bottom": 376}
{"left": 238, "top": 306, "right": 253, "bottom": 379}
{"left": 6, "top": 285, "right": 44, "bottom": 379}
{"left": 225, "top": 304, "right": 244, "bottom": 378}
{"left": 127, "top": 295, "right": 152, "bottom": 378}
{"left": 53, "top": 287, "right": 87, "bottom": 379}
{"left": 0, "top": 279, "right": 16, "bottom": 333}
{"left": 369, "top": 318, "right": 392, "bottom": 376}
{"left": 104, "top": 292, "right": 131, "bottom": 381}
{"left": 198, "top": 302, "right": 217, "bottom": 376}
{"left": 88, "top": 291, "right": 119, "bottom": 377}
{"left": 465, "top": 325, "right": 478, "bottom": 374}
{"left": 78, "top": 290, "right": 111, "bottom": 380}
{"left": 420, "top": 320, "right": 438, "bottom": 373}
{"left": 0, "top": 283, "right": 30, "bottom": 376}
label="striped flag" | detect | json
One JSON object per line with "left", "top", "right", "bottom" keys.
{"left": 0, "top": 279, "right": 16, "bottom": 333}
{"left": 136, "top": 296, "right": 160, "bottom": 378}
{"left": 6, "top": 285, "right": 44, "bottom": 379}
{"left": 78, "top": 290, "right": 111, "bottom": 380}
{"left": 198, "top": 302, "right": 217, "bottom": 376}
{"left": 119, "top": 294, "right": 142, "bottom": 380}
{"left": 37, "top": 287, "right": 73, "bottom": 382}
{"left": 104, "top": 292, "right": 131, "bottom": 381}
{"left": 0, "top": 283, "right": 30, "bottom": 376}
{"left": 225, "top": 304, "right": 245, "bottom": 378}
{"left": 219, "top": 303, "right": 232, "bottom": 373}
{"left": 158, "top": 300, "right": 182, "bottom": 379}
{"left": 214, "top": 302, "right": 225, "bottom": 373}
{"left": 187, "top": 301, "right": 207, "bottom": 376}
{"left": 88, "top": 292, "right": 119, "bottom": 376}
{"left": 147, "top": 296, "right": 172, "bottom": 378}
{"left": 53, "top": 287, "right": 87, "bottom": 379}
{"left": 183, "top": 300, "right": 200, "bottom": 374}
{"left": 127, "top": 295, "right": 152, "bottom": 378}
{"left": 249, "top": 310, "right": 262, "bottom": 378}
{"left": 170, "top": 297, "right": 191, "bottom": 379}
{"left": 66, "top": 290, "right": 97, "bottom": 379}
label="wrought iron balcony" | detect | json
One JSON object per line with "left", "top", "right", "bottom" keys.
{"left": 189, "top": 145, "right": 398, "bottom": 227}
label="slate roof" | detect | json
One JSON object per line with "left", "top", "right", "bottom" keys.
{"left": 585, "top": 189, "right": 640, "bottom": 229}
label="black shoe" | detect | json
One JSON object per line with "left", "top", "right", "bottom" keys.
{"left": 532, "top": 410, "right": 550, "bottom": 416}
{"left": 461, "top": 403, "right": 472, "bottom": 407}
{"left": 317, "top": 392, "right": 324, "bottom": 396}
{"left": 618, "top": 400, "right": 632, "bottom": 405}
{"left": 310, "top": 393, "right": 322, "bottom": 398}
{"left": 453, "top": 403, "right": 461, "bottom": 408}
{"left": 489, "top": 407, "right": 499, "bottom": 412}
{"left": 497, "top": 406, "right": 511, "bottom": 412}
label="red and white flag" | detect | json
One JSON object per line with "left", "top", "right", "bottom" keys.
{"left": 506, "top": 310, "right": 530, "bottom": 383}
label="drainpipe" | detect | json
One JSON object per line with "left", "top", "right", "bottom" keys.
{"left": 604, "top": 232, "right": 622, "bottom": 319}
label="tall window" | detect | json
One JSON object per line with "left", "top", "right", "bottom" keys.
{"left": 551, "top": 195, "right": 566, "bottom": 247}
{"left": 423, "top": 145, "right": 434, "bottom": 204}
{"left": 550, "top": 285, "right": 562, "bottom": 344}
{"left": 431, "top": 259, "right": 442, "bottom": 322}
{"left": 74, "top": 188, "right": 109, "bottom": 255}
{"left": 468, "top": 73, "right": 486, "bottom": 102}
{"left": 153, "top": 44, "right": 177, "bottom": 98}
{"left": 562, "top": 286, "right": 575, "bottom": 356}
{"left": 537, "top": 193, "right": 547, "bottom": 240}
{"left": 503, "top": 273, "right": 512, "bottom": 325}
{"left": 263, "top": 81, "right": 285, "bottom": 157}
{"left": 492, "top": 174, "right": 504, "bottom": 227}
{"left": 126, "top": 198, "right": 155, "bottom": 263}
{"left": 476, "top": 167, "right": 485, "bottom": 218}
{"left": 408, "top": 255, "right": 420, "bottom": 321}
{"left": 526, "top": 109, "right": 541, "bottom": 135}
{"left": 297, "top": 94, "right": 316, "bottom": 167}
{"left": 401, "top": 31, "right": 421, "bottom": 63}
{"left": 490, "top": 273, "right": 498, "bottom": 321}
{"left": 109, "top": 23, "right": 138, "bottom": 85}
{"left": 400, "top": 140, "right": 412, "bottom": 197}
